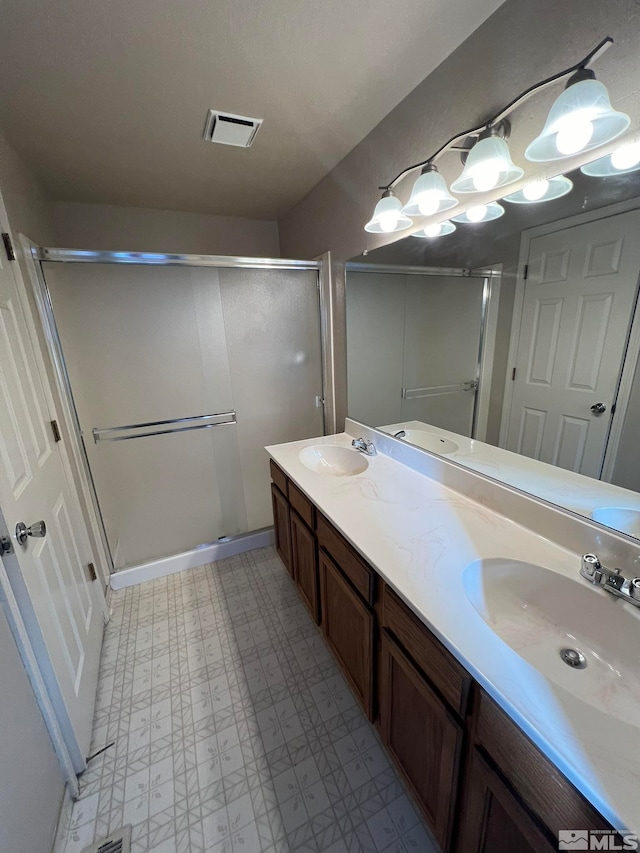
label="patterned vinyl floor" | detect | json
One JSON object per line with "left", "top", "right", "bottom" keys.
{"left": 57, "top": 546, "right": 436, "bottom": 853}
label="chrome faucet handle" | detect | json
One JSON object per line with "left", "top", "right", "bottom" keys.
{"left": 581, "top": 553, "right": 603, "bottom": 584}
{"left": 630, "top": 579, "right": 640, "bottom": 602}
{"left": 351, "top": 437, "right": 377, "bottom": 456}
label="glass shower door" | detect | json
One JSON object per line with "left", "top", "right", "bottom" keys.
{"left": 400, "top": 274, "right": 485, "bottom": 435}
{"left": 42, "top": 260, "right": 323, "bottom": 570}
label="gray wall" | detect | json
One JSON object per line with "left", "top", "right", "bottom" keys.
{"left": 54, "top": 201, "right": 281, "bottom": 257}
{"left": 0, "top": 131, "right": 65, "bottom": 852}
{"left": 278, "top": 0, "right": 640, "bottom": 427}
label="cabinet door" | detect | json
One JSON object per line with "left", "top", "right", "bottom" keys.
{"left": 319, "top": 549, "right": 374, "bottom": 719}
{"left": 271, "top": 483, "right": 292, "bottom": 576}
{"left": 290, "top": 510, "right": 319, "bottom": 623}
{"left": 456, "top": 750, "right": 556, "bottom": 853}
{"left": 380, "top": 631, "right": 463, "bottom": 851}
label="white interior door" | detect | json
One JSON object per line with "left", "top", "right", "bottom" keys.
{"left": 506, "top": 210, "right": 640, "bottom": 477}
{"left": 0, "top": 209, "right": 104, "bottom": 765}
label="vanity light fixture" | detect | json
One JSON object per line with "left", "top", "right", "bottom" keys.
{"left": 412, "top": 220, "right": 456, "bottom": 238}
{"left": 503, "top": 175, "right": 573, "bottom": 204}
{"left": 525, "top": 69, "right": 629, "bottom": 162}
{"left": 581, "top": 141, "right": 640, "bottom": 176}
{"left": 451, "top": 202, "right": 504, "bottom": 224}
{"left": 364, "top": 37, "right": 618, "bottom": 233}
{"left": 401, "top": 164, "right": 457, "bottom": 217}
{"left": 450, "top": 123, "right": 523, "bottom": 194}
{"left": 364, "top": 190, "right": 413, "bottom": 234}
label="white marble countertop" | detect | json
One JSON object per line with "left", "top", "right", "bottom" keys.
{"left": 266, "top": 429, "right": 640, "bottom": 836}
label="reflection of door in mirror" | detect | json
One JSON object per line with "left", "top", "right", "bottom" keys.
{"left": 503, "top": 209, "right": 640, "bottom": 481}
{"left": 347, "top": 269, "right": 486, "bottom": 436}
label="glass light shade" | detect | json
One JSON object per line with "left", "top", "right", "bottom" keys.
{"left": 412, "top": 220, "right": 456, "bottom": 238}
{"left": 364, "top": 193, "right": 413, "bottom": 233}
{"left": 581, "top": 141, "right": 640, "bottom": 176}
{"left": 503, "top": 175, "right": 573, "bottom": 204}
{"left": 401, "top": 168, "right": 457, "bottom": 217}
{"left": 450, "top": 136, "right": 524, "bottom": 194}
{"left": 451, "top": 202, "right": 505, "bottom": 224}
{"left": 525, "top": 78, "right": 630, "bottom": 162}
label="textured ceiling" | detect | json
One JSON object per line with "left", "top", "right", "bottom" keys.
{"left": 0, "top": 0, "right": 505, "bottom": 220}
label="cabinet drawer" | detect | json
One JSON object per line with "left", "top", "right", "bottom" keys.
{"left": 269, "top": 459, "right": 288, "bottom": 497}
{"left": 382, "top": 584, "right": 471, "bottom": 717}
{"left": 288, "top": 481, "right": 315, "bottom": 530}
{"left": 475, "top": 690, "right": 612, "bottom": 837}
{"left": 317, "top": 513, "right": 375, "bottom": 605}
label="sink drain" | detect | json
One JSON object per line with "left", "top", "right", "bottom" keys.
{"left": 560, "top": 648, "right": 587, "bottom": 669}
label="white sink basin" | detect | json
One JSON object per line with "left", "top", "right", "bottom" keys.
{"left": 463, "top": 558, "right": 640, "bottom": 726}
{"left": 299, "top": 445, "right": 369, "bottom": 476}
{"left": 591, "top": 507, "right": 640, "bottom": 538}
{"left": 398, "top": 429, "right": 458, "bottom": 455}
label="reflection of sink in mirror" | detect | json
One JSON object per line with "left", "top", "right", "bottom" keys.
{"left": 463, "top": 558, "right": 640, "bottom": 726}
{"left": 390, "top": 428, "right": 458, "bottom": 455}
{"left": 591, "top": 507, "right": 640, "bottom": 538}
{"left": 299, "top": 445, "right": 369, "bottom": 476}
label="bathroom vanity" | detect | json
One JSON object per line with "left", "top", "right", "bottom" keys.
{"left": 267, "top": 425, "right": 640, "bottom": 852}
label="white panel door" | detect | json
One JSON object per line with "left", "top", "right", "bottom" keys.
{"left": 0, "top": 210, "right": 104, "bottom": 763}
{"left": 506, "top": 210, "right": 640, "bottom": 478}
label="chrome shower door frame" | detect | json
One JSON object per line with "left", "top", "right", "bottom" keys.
{"left": 29, "top": 248, "right": 331, "bottom": 572}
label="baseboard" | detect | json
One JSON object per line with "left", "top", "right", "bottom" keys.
{"left": 110, "top": 528, "right": 275, "bottom": 590}
{"left": 52, "top": 783, "right": 75, "bottom": 853}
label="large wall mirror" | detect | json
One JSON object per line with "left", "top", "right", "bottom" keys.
{"left": 346, "top": 158, "right": 640, "bottom": 540}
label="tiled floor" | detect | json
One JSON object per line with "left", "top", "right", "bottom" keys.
{"left": 58, "top": 546, "right": 436, "bottom": 853}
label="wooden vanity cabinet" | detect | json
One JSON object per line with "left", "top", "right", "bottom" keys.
{"left": 319, "top": 548, "right": 375, "bottom": 719}
{"left": 456, "top": 749, "right": 557, "bottom": 853}
{"left": 269, "top": 464, "right": 617, "bottom": 852}
{"left": 379, "top": 631, "right": 463, "bottom": 851}
{"left": 456, "top": 690, "right": 613, "bottom": 851}
{"left": 270, "top": 482, "right": 291, "bottom": 576}
{"left": 290, "top": 509, "right": 319, "bottom": 623}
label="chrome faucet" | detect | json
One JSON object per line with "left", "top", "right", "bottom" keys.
{"left": 352, "top": 437, "right": 377, "bottom": 456}
{"left": 580, "top": 554, "right": 640, "bottom": 607}
{"left": 393, "top": 430, "right": 406, "bottom": 438}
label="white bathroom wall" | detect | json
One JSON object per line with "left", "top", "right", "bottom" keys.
{"left": 53, "top": 201, "right": 281, "bottom": 257}
{"left": 0, "top": 129, "right": 66, "bottom": 852}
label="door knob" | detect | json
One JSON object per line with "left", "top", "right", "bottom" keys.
{"left": 590, "top": 402, "right": 607, "bottom": 415}
{"left": 15, "top": 520, "right": 47, "bottom": 546}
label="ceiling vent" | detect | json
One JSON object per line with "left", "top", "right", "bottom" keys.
{"left": 203, "top": 110, "right": 262, "bottom": 148}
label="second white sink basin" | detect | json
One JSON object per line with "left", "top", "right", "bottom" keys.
{"left": 299, "top": 445, "right": 369, "bottom": 476}
{"left": 591, "top": 506, "right": 640, "bottom": 538}
{"left": 398, "top": 429, "right": 458, "bottom": 454}
{"left": 463, "top": 558, "right": 640, "bottom": 726}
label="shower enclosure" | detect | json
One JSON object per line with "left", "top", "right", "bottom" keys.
{"left": 33, "top": 250, "right": 327, "bottom": 571}
{"left": 346, "top": 264, "right": 494, "bottom": 437}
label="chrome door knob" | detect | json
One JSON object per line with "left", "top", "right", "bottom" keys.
{"left": 15, "top": 520, "right": 47, "bottom": 546}
{"left": 590, "top": 402, "right": 607, "bottom": 414}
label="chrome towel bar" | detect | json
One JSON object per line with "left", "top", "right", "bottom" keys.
{"left": 92, "top": 411, "right": 236, "bottom": 443}
{"left": 402, "top": 381, "right": 478, "bottom": 400}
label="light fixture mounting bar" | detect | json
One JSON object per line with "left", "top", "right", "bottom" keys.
{"left": 379, "top": 36, "right": 614, "bottom": 191}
